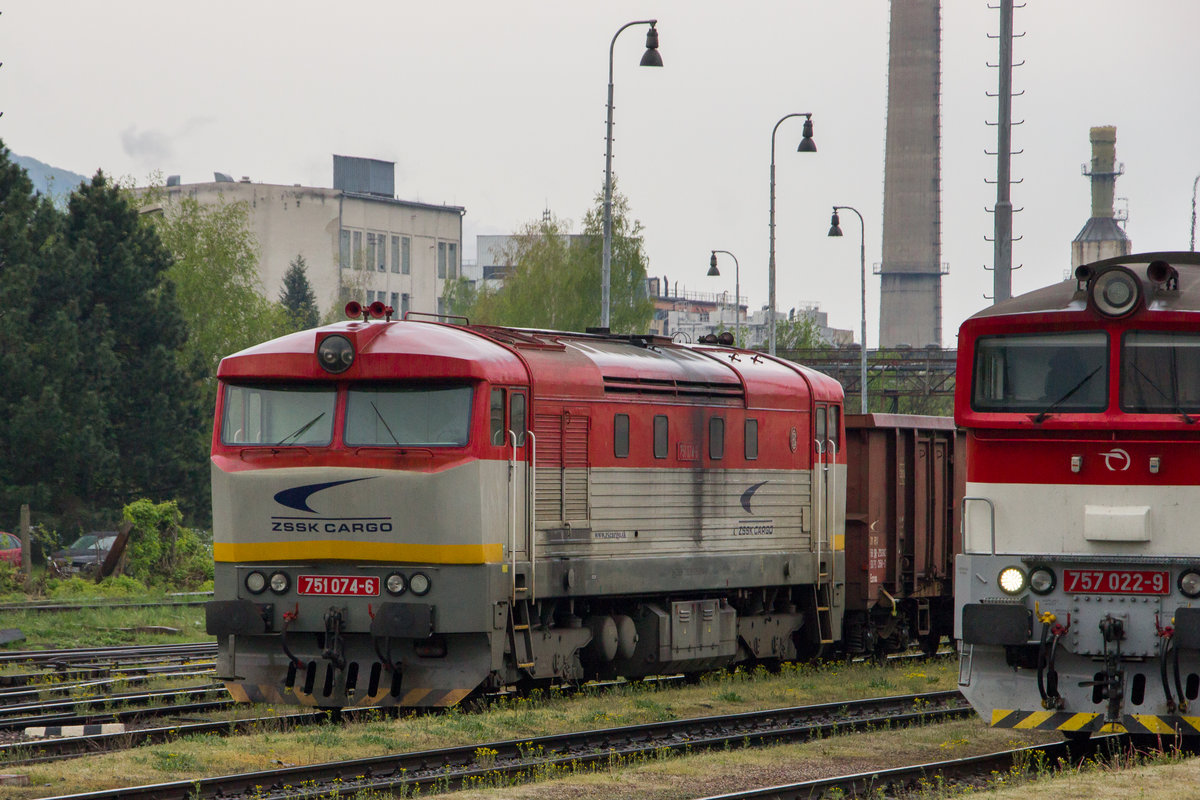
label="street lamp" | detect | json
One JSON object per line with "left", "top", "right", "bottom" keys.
{"left": 768, "top": 113, "right": 816, "bottom": 355}
{"left": 601, "top": 20, "right": 662, "bottom": 331}
{"left": 708, "top": 249, "right": 741, "bottom": 346}
{"left": 828, "top": 206, "right": 868, "bottom": 413}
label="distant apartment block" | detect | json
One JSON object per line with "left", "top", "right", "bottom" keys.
{"left": 146, "top": 156, "right": 465, "bottom": 321}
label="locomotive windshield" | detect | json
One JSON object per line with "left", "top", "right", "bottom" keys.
{"left": 221, "top": 383, "right": 335, "bottom": 446}
{"left": 972, "top": 331, "right": 1108, "bottom": 413}
{"left": 345, "top": 384, "right": 473, "bottom": 446}
{"left": 1121, "top": 331, "right": 1200, "bottom": 414}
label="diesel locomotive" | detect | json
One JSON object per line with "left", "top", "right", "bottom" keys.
{"left": 206, "top": 304, "right": 962, "bottom": 708}
{"left": 955, "top": 251, "right": 1200, "bottom": 738}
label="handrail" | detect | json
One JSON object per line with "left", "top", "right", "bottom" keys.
{"left": 508, "top": 430, "right": 518, "bottom": 603}
{"left": 962, "top": 496, "right": 997, "bottom": 555}
{"left": 527, "top": 430, "right": 537, "bottom": 602}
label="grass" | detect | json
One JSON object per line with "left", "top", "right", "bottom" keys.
{"left": 0, "top": 604, "right": 208, "bottom": 655}
{"left": 2, "top": 657, "right": 970, "bottom": 798}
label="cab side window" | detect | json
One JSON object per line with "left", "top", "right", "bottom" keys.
{"left": 510, "top": 392, "right": 527, "bottom": 446}
{"left": 490, "top": 389, "right": 505, "bottom": 445}
{"left": 745, "top": 418, "right": 758, "bottom": 460}
{"left": 709, "top": 417, "right": 724, "bottom": 460}
{"left": 654, "top": 415, "right": 669, "bottom": 459}
{"left": 614, "top": 414, "right": 630, "bottom": 458}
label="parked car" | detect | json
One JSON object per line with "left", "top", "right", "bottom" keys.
{"left": 51, "top": 532, "right": 117, "bottom": 575}
{"left": 0, "top": 531, "right": 20, "bottom": 566}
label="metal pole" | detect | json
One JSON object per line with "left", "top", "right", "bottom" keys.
{"left": 1191, "top": 173, "right": 1199, "bottom": 251}
{"left": 834, "top": 206, "right": 868, "bottom": 413}
{"left": 992, "top": 0, "right": 1014, "bottom": 303}
{"left": 768, "top": 113, "right": 812, "bottom": 355}
{"left": 601, "top": 19, "right": 657, "bottom": 330}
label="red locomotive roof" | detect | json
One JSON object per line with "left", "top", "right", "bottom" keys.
{"left": 218, "top": 321, "right": 839, "bottom": 411}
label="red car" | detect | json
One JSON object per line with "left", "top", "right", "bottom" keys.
{"left": 0, "top": 531, "right": 21, "bottom": 566}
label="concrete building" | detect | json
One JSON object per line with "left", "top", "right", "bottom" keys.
{"left": 1071, "top": 126, "right": 1131, "bottom": 268}
{"left": 879, "top": 0, "right": 944, "bottom": 348}
{"left": 646, "top": 277, "right": 849, "bottom": 348}
{"left": 151, "top": 156, "right": 465, "bottom": 320}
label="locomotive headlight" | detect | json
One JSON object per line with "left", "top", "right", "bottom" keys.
{"left": 998, "top": 566, "right": 1027, "bottom": 595}
{"left": 317, "top": 334, "right": 355, "bottom": 374}
{"left": 1029, "top": 567, "right": 1056, "bottom": 595}
{"left": 245, "top": 570, "right": 266, "bottom": 594}
{"left": 269, "top": 571, "right": 291, "bottom": 594}
{"left": 1179, "top": 570, "right": 1200, "bottom": 599}
{"left": 385, "top": 572, "right": 407, "bottom": 596}
{"left": 1091, "top": 267, "right": 1141, "bottom": 318}
{"left": 409, "top": 572, "right": 431, "bottom": 596}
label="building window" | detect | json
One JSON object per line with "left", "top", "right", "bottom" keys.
{"left": 438, "top": 242, "right": 447, "bottom": 279}
{"left": 391, "top": 235, "right": 400, "bottom": 273}
{"left": 340, "top": 230, "right": 350, "bottom": 268}
{"left": 391, "top": 292, "right": 399, "bottom": 311}
{"left": 401, "top": 237, "right": 411, "bottom": 275}
{"left": 745, "top": 419, "right": 758, "bottom": 460}
{"left": 367, "top": 232, "right": 385, "bottom": 271}
{"left": 366, "top": 290, "right": 374, "bottom": 303}
{"left": 401, "top": 293, "right": 410, "bottom": 316}
{"left": 352, "top": 230, "right": 363, "bottom": 269}
{"left": 614, "top": 414, "right": 630, "bottom": 458}
{"left": 709, "top": 417, "right": 724, "bottom": 460}
{"left": 654, "top": 415, "right": 668, "bottom": 459}
{"left": 448, "top": 243, "right": 457, "bottom": 280}
{"left": 437, "top": 297, "right": 446, "bottom": 315}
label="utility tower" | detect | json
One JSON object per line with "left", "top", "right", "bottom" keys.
{"left": 879, "top": 0, "right": 944, "bottom": 348}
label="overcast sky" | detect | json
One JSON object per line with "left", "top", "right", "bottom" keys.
{"left": 3, "top": 1, "right": 1197, "bottom": 345}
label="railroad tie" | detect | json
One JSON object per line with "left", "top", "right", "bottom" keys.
{"left": 23, "top": 723, "right": 126, "bottom": 739}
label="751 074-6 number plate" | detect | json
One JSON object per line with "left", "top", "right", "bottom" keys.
{"left": 298, "top": 575, "right": 380, "bottom": 596}
{"left": 1062, "top": 569, "right": 1169, "bottom": 595}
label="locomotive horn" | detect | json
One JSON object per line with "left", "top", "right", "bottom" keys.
{"left": 1147, "top": 260, "right": 1178, "bottom": 288}
{"left": 1073, "top": 265, "right": 1093, "bottom": 283}
{"left": 345, "top": 301, "right": 363, "bottom": 319}
{"left": 368, "top": 301, "right": 386, "bottom": 319}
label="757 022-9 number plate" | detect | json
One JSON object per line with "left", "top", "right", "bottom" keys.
{"left": 298, "top": 575, "right": 380, "bottom": 596}
{"left": 1062, "top": 569, "right": 1169, "bottom": 595}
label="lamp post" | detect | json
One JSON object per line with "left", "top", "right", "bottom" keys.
{"left": 708, "top": 249, "right": 740, "bottom": 346}
{"left": 828, "top": 206, "right": 868, "bottom": 413}
{"left": 768, "top": 113, "right": 816, "bottom": 355}
{"left": 601, "top": 20, "right": 662, "bottom": 331}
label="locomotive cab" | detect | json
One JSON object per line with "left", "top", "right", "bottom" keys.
{"left": 954, "top": 252, "right": 1200, "bottom": 737}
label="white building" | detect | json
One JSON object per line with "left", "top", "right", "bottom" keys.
{"left": 150, "top": 156, "right": 465, "bottom": 320}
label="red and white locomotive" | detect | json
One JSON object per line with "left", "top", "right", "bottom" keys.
{"left": 205, "top": 306, "right": 848, "bottom": 707}
{"left": 955, "top": 251, "right": 1200, "bottom": 737}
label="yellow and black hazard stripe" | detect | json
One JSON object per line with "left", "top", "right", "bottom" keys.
{"left": 991, "top": 709, "right": 1200, "bottom": 735}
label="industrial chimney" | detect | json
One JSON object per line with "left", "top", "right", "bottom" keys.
{"left": 1071, "top": 126, "right": 1131, "bottom": 268}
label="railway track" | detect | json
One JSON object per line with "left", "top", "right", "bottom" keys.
{"left": 694, "top": 735, "right": 1128, "bottom": 799}
{"left": 25, "top": 690, "right": 972, "bottom": 799}
{"left": 0, "top": 642, "right": 216, "bottom": 666}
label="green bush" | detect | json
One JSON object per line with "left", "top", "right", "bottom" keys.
{"left": 0, "top": 560, "right": 20, "bottom": 594}
{"left": 121, "top": 499, "right": 214, "bottom": 589}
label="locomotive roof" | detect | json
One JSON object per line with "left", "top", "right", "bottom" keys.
{"left": 219, "top": 321, "right": 843, "bottom": 409}
{"left": 965, "top": 251, "right": 1200, "bottom": 321}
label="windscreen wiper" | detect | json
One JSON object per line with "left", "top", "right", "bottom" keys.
{"left": 1130, "top": 362, "right": 1197, "bottom": 424}
{"left": 1032, "top": 365, "right": 1102, "bottom": 423}
{"left": 371, "top": 402, "right": 401, "bottom": 445}
{"left": 276, "top": 412, "right": 326, "bottom": 446}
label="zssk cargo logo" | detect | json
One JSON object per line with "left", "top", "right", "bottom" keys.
{"left": 270, "top": 478, "right": 395, "bottom": 534}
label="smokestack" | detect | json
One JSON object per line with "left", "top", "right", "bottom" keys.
{"left": 1088, "top": 126, "right": 1118, "bottom": 218}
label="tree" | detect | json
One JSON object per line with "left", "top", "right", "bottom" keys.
{"left": 774, "top": 312, "right": 827, "bottom": 351}
{"left": 63, "top": 173, "right": 208, "bottom": 520}
{"left": 140, "top": 190, "right": 289, "bottom": 394}
{"left": 466, "top": 178, "right": 654, "bottom": 333}
{"left": 279, "top": 255, "right": 319, "bottom": 331}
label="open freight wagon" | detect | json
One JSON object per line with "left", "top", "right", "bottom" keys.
{"left": 842, "top": 414, "right": 964, "bottom": 657}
